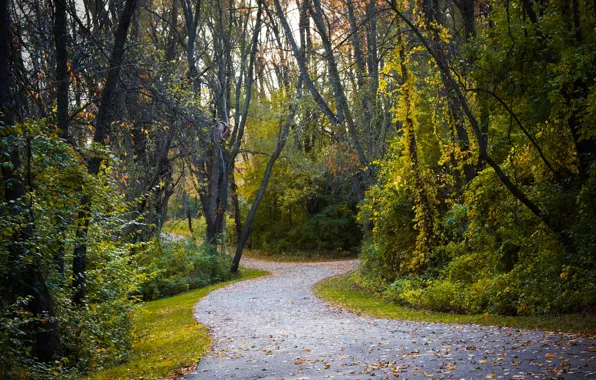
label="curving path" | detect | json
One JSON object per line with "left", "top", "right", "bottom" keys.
{"left": 186, "top": 259, "right": 595, "bottom": 379}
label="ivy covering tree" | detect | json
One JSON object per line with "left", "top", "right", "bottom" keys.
{"left": 357, "top": 0, "right": 596, "bottom": 315}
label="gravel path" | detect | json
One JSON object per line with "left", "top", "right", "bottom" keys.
{"left": 186, "top": 258, "right": 595, "bottom": 379}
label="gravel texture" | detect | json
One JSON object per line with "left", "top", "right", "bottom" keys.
{"left": 186, "top": 258, "right": 595, "bottom": 379}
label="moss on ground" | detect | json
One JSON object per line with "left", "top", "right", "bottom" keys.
{"left": 313, "top": 272, "right": 596, "bottom": 335}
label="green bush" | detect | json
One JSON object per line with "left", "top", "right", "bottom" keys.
{"left": 138, "top": 238, "right": 232, "bottom": 301}
{"left": 445, "top": 252, "right": 488, "bottom": 284}
{"left": 287, "top": 204, "right": 362, "bottom": 251}
{"left": 358, "top": 181, "right": 416, "bottom": 286}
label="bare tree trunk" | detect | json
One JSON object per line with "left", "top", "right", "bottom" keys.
{"left": 180, "top": 0, "right": 202, "bottom": 93}
{"left": 187, "top": 206, "right": 194, "bottom": 235}
{"left": 54, "top": 0, "right": 70, "bottom": 142}
{"left": 230, "top": 173, "right": 242, "bottom": 243}
{"left": 345, "top": 0, "right": 366, "bottom": 86}
{"left": 455, "top": 0, "right": 475, "bottom": 39}
{"left": 366, "top": 0, "right": 379, "bottom": 94}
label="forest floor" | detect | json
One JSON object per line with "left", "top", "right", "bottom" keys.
{"left": 187, "top": 258, "right": 596, "bottom": 379}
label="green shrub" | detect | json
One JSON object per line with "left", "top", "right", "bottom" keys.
{"left": 287, "top": 204, "right": 362, "bottom": 251}
{"left": 421, "top": 281, "right": 465, "bottom": 313}
{"left": 382, "top": 277, "right": 419, "bottom": 305}
{"left": 138, "top": 238, "right": 232, "bottom": 301}
{"left": 445, "top": 252, "right": 488, "bottom": 284}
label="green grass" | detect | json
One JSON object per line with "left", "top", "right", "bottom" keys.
{"left": 89, "top": 267, "right": 268, "bottom": 380}
{"left": 162, "top": 218, "right": 206, "bottom": 239}
{"left": 243, "top": 249, "right": 357, "bottom": 262}
{"left": 313, "top": 272, "right": 596, "bottom": 336}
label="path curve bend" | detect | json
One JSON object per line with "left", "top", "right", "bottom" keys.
{"left": 187, "top": 259, "right": 595, "bottom": 379}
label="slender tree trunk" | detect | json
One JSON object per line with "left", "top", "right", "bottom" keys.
{"left": 459, "top": 0, "right": 475, "bottom": 39}
{"left": 230, "top": 174, "right": 242, "bottom": 243}
{"left": 366, "top": 0, "right": 379, "bottom": 94}
{"left": 422, "top": 0, "right": 476, "bottom": 183}
{"left": 54, "top": 0, "right": 70, "bottom": 141}
{"left": 187, "top": 211, "right": 194, "bottom": 234}
{"left": 345, "top": 0, "right": 366, "bottom": 86}
{"left": 231, "top": 80, "right": 303, "bottom": 272}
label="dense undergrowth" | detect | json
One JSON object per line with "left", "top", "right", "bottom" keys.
{"left": 356, "top": 143, "right": 596, "bottom": 317}
{"left": 315, "top": 273, "right": 596, "bottom": 335}
{"left": 139, "top": 238, "right": 233, "bottom": 301}
{"left": 355, "top": 0, "right": 596, "bottom": 317}
{"left": 0, "top": 125, "right": 235, "bottom": 378}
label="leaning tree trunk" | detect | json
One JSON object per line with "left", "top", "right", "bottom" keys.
{"left": 231, "top": 79, "right": 303, "bottom": 272}
{"left": 54, "top": 0, "right": 70, "bottom": 142}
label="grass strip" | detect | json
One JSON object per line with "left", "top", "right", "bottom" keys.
{"left": 161, "top": 218, "right": 206, "bottom": 239}
{"left": 243, "top": 249, "right": 356, "bottom": 262}
{"left": 313, "top": 272, "right": 596, "bottom": 335}
{"left": 89, "top": 267, "right": 268, "bottom": 379}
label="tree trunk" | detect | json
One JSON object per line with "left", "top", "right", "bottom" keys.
{"left": 54, "top": 0, "right": 70, "bottom": 141}
{"left": 422, "top": 0, "right": 476, "bottom": 183}
{"left": 231, "top": 174, "right": 243, "bottom": 243}
{"left": 231, "top": 80, "right": 303, "bottom": 272}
